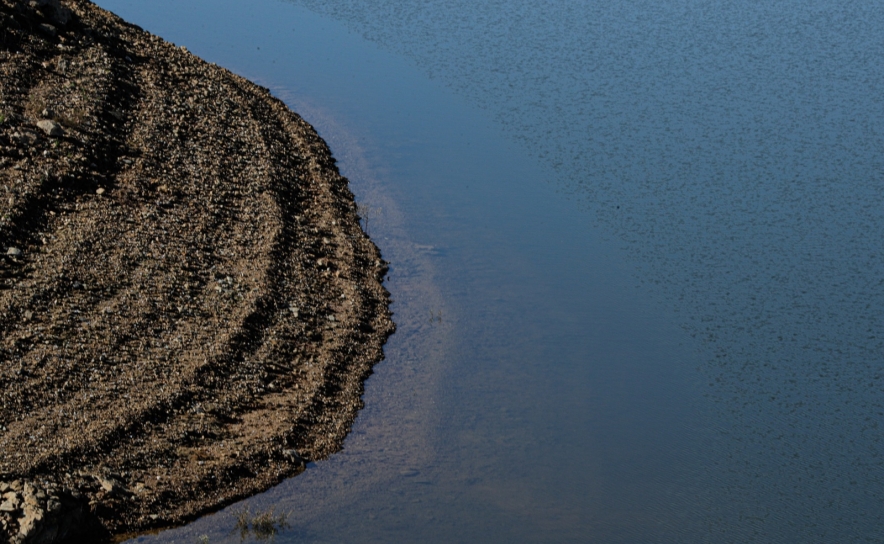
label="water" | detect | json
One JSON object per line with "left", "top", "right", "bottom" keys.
{"left": 94, "top": 0, "right": 884, "bottom": 542}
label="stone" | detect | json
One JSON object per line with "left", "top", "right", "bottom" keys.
{"left": 38, "top": 23, "right": 57, "bottom": 37}
{"left": 18, "top": 505, "right": 45, "bottom": 538}
{"left": 45, "top": 498, "right": 61, "bottom": 515}
{"left": 36, "top": 120, "right": 63, "bottom": 137}
{"left": 97, "top": 477, "right": 114, "bottom": 493}
{"left": 3, "top": 481, "right": 95, "bottom": 544}
{"left": 95, "top": 475, "right": 126, "bottom": 496}
{"left": 282, "top": 449, "right": 309, "bottom": 465}
{"left": 95, "top": 188, "right": 105, "bottom": 195}
{"left": 22, "top": 482, "right": 39, "bottom": 505}
{"left": 23, "top": 493, "right": 40, "bottom": 508}
{"left": 6, "top": 247, "right": 21, "bottom": 257}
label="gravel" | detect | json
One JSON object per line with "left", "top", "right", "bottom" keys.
{"left": 0, "top": 0, "right": 394, "bottom": 541}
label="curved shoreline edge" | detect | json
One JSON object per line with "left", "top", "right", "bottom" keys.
{"left": 0, "top": 1, "right": 395, "bottom": 542}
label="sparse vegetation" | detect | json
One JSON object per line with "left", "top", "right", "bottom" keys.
{"left": 356, "top": 202, "right": 381, "bottom": 235}
{"left": 232, "top": 506, "right": 290, "bottom": 542}
{"left": 58, "top": 107, "right": 88, "bottom": 130}
{"left": 25, "top": 88, "right": 48, "bottom": 119}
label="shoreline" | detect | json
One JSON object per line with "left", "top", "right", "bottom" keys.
{"left": 0, "top": 0, "right": 394, "bottom": 542}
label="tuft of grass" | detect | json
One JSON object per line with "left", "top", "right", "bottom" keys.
{"left": 25, "top": 90, "right": 48, "bottom": 119}
{"left": 58, "top": 108, "right": 88, "bottom": 130}
{"left": 232, "top": 505, "right": 290, "bottom": 542}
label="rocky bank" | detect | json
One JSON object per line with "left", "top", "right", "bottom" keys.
{"left": 0, "top": 0, "right": 394, "bottom": 542}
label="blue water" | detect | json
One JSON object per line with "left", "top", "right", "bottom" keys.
{"left": 95, "top": 0, "right": 884, "bottom": 542}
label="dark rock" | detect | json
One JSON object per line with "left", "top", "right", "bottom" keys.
{"left": 282, "top": 449, "right": 309, "bottom": 466}
{"left": 31, "top": 0, "right": 71, "bottom": 25}
{"left": 0, "top": 480, "right": 104, "bottom": 544}
{"left": 38, "top": 23, "right": 56, "bottom": 37}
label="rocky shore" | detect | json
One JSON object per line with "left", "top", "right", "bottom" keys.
{"left": 0, "top": 0, "right": 394, "bottom": 542}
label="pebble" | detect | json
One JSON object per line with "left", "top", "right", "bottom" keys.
{"left": 6, "top": 247, "right": 21, "bottom": 257}
{"left": 36, "top": 120, "right": 63, "bottom": 137}
{"left": 38, "top": 23, "right": 57, "bottom": 37}
{"left": 282, "top": 449, "right": 309, "bottom": 465}
{"left": 96, "top": 188, "right": 105, "bottom": 195}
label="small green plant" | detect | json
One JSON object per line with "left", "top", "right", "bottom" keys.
{"left": 197, "top": 536, "right": 210, "bottom": 544}
{"left": 232, "top": 506, "right": 290, "bottom": 542}
{"left": 0, "top": 113, "right": 6, "bottom": 124}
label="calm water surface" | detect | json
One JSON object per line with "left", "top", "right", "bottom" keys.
{"left": 96, "top": 0, "right": 884, "bottom": 542}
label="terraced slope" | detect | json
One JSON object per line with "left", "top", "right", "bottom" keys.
{"left": 0, "top": 0, "right": 394, "bottom": 540}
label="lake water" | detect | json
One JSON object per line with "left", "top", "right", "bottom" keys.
{"left": 95, "top": 0, "right": 884, "bottom": 542}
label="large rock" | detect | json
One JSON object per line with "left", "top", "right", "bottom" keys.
{"left": 35, "top": 120, "right": 62, "bottom": 137}
{"left": 0, "top": 480, "right": 100, "bottom": 544}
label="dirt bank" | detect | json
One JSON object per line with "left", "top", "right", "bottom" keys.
{"left": 0, "top": 0, "right": 394, "bottom": 541}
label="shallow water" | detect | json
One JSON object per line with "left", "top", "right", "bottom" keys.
{"left": 95, "top": 0, "right": 884, "bottom": 542}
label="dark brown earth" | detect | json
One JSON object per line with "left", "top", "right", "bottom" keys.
{"left": 0, "top": 0, "right": 394, "bottom": 542}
